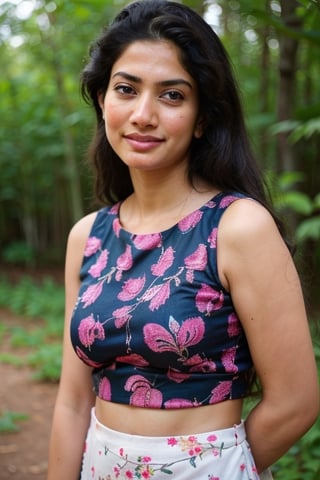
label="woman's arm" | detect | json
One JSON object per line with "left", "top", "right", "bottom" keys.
{"left": 218, "top": 199, "right": 319, "bottom": 473}
{"left": 47, "top": 213, "right": 97, "bottom": 480}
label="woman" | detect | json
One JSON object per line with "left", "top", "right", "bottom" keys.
{"left": 47, "top": 1, "right": 319, "bottom": 479}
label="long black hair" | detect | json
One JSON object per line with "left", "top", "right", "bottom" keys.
{"left": 81, "top": 0, "right": 272, "bottom": 218}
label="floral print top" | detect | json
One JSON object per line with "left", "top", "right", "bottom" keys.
{"left": 70, "top": 192, "right": 253, "bottom": 409}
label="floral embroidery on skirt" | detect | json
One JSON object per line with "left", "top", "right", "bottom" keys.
{"left": 80, "top": 409, "right": 273, "bottom": 480}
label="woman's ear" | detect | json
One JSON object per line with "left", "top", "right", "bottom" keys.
{"left": 98, "top": 91, "right": 105, "bottom": 119}
{"left": 194, "top": 118, "right": 204, "bottom": 139}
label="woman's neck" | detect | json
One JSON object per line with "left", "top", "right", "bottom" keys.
{"left": 119, "top": 173, "right": 218, "bottom": 234}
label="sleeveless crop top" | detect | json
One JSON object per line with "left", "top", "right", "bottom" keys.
{"left": 70, "top": 192, "right": 253, "bottom": 409}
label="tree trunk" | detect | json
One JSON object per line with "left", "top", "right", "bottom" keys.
{"left": 277, "top": 0, "right": 302, "bottom": 172}
{"left": 258, "top": 0, "right": 272, "bottom": 160}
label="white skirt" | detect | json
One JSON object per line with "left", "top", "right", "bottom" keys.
{"left": 80, "top": 408, "right": 273, "bottom": 480}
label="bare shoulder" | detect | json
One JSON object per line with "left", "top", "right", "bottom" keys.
{"left": 219, "top": 198, "right": 282, "bottom": 247}
{"left": 217, "top": 198, "right": 290, "bottom": 290}
{"left": 68, "top": 211, "right": 98, "bottom": 248}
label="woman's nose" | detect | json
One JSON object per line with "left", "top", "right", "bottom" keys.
{"left": 129, "top": 94, "right": 157, "bottom": 127}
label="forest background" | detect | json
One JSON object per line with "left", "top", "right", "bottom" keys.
{"left": 1, "top": 0, "right": 320, "bottom": 282}
{"left": 0, "top": 0, "right": 320, "bottom": 479}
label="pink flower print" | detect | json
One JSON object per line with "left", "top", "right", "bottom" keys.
{"left": 124, "top": 375, "right": 163, "bottom": 407}
{"left": 113, "top": 466, "right": 121, "bottom": 477}
{"left": 78, "top": 315, "right": 105, "bottom": 348}
{"left": 206, "top": 199, "right": 217, "bottom": 209}
{"left": 167, "top": 367, "right": 190, "bottom": 383}
{"left": 208, "top": 227, "right": 218, "bottom": 248}
{"left": 143, "top": 316, "right": 205, "bottom": 359}
{"left": 189, "top": 445, "right": 203, "bottom": 456}
{"left": 167, "top": 437, "right": 178, "bottom": 446}
{"left": 75, "top": 346, "right": 104, "bottom": 368}
{"left": 113, "top": 306, "right": 132, "bottom": 328}
{"left": 116, "top": 353, "right": 149, "bottom": 367}
{"left": 209, "top": 381, "right": 232, "bottom": 404}
{"left": 141, "top": 469, "right": 152, "bottom": 479}
{"left": 149, "top": 281, "right": 171, "bottom": 311}
{"left": 116, "top": 245, "right": 133, "bottom": 279}
{"left": 228, "top": 312, "right": 241, "bottom": 337}
{"left": 113, "top": 218, "right": 121, "bottom": 237}
{"left": 151, "top": 246, "right": 174, "bottom": 276}
{"left": 140, "top": 284, "right": 162, "bottom": 301}
{"left": 240, "top": 464, "right": 246, "bottom": 471}
{"left": 142, "top": 457, "right": 152, "bottom": 463}
{"left": 178, "top": 435, "right": 203, "bottom": 456}
{"left": 169, "top": 316, "right": 180, "bottom": 334}
{"left": 219, "top": 195, "right": 237, "bottom": 208}
{"left": 99, "top": 377, "right": 111, "bottom": 401}
{"left": 109, "top": 202, "right": 120, "bottom": 215}
{"left": 178, "top": 209, "right": 203, "bottom": 232}
{"left": 184, "top": 244, "right": 207, "bottom": 270}
{"left": 221, "top": 346, "right": 238, "bottom": 373}
{"left": 81, "top": 281, "right": 104, "bottom": 307}
{"left": 185, "top": 354, "right": 217, "bottom": 373}
{"left": 132, "top": 233, "right": 162, "bottom": 250}
{"left": 195, "top": 284, "right": 224, "bottom": 314}
{"left": 84, "top": 236, "right": 101, "bottom": 256}
{"left": 164, "top": 398, "right": 197, "bottom": 408}
{"left": 207, "top": 434, "right": 217, "bottom": 442}
{"left": 190, "top": 358, "right": 216, "bottom": 373}
{"left": 186, "top": 269, "right": 194, "bottom": 283}
{"left": 118, "top": 275, "right": 146, "bottom": 301}
{"left": 88, "top": 249, "right": 109, "bottom": 278}
{"left": 125, "top": 471, "right": 134, "bottom": 479}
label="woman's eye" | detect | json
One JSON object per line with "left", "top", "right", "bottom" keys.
{"left": 162, "top": 90, "right": 184, "bottom": 102}
{"left": 115, "top": 85, "right": 135, "bottom": 95}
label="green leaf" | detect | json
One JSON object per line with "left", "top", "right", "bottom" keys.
{"left": 0, "top": 411, "right": 28, "bottom": 433}
{"left": 269, "top": 120, "right": 300, "bottom": 136}
{"left": 276, "top": 191, "right": 313, "bottom": 215}
{"left": 290, "top": 117, "right": 320, "bottom": 142}
{"left": 296, "top": 216, "right": 320, "bottom": 242}
{"left": 314, "top": 193, "right": 320, "bottom": 210}
{"left": 160, "top": 468, "right": 173, "bottom": 474}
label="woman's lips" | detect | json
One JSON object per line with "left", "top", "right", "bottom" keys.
{"left": 124, "top": 133, "right": 164, "bottom": 151}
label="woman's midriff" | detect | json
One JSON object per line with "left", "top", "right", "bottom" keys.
{"left": 95, "top": 397, "right": 243, "bottom": 436}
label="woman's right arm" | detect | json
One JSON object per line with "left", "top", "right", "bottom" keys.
{"left": 47, "top": 213, "right": 97, "bottom": 480}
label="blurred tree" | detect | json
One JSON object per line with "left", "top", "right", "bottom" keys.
{"left": 0, "top": 0, "right": 126, "bottom": 263}
{"left": 277, "top": 0, "right": 302, "bottom": 173}
{"left": 0, "top": 0, "right": 319, "bottom": 269}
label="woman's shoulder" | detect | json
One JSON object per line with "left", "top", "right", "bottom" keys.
{"left": 67, "top": 204, "right": 117, "bottom": 254}
{"left": 220, "top": 197, "right": 279, "bottom": 238}
{"left": 218, "top": 197, "right": 285, "bottom": 263}
{"left": 68, "top": 211, "right": 99, "bottom": 246}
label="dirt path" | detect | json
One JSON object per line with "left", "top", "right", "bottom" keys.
{"left": 0, "top": 310, "right": 58, "bottom": 479}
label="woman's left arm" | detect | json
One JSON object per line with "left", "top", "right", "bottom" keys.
{"left": 218, "top": 199, "right": 319, "bottom": 473}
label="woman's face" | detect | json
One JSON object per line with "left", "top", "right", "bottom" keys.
{"left": 99, "top": 40, "right": 202, "bottom": 175}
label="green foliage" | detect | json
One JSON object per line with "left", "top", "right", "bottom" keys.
{"left": 0, "top": 411, "right": 28, "bottom": 433}
{"left": 272, "top": 415, "right": 320, "bottom": 479}
{"left": 270, "top": 117, "right": 320, "bottom": 143}
{"left": 266, "top": 170, "right": 320, "bottom": 244}
{"left": 0, "top": 352, "right": 24, "bottom": 367}
{"left": 0, "top": 275, "right": 64, "bottom": 330}
{"left": 0, "top": 275, "right": 64, "bottom": 381}
{"left": 1, "top": 241, "right": 35, "bottom": 266}
{"left": 28, "top": 344, "right": 63, "bottom": 382}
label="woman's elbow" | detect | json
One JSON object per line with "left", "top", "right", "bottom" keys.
{"left": 292, "top": 383, "right": 320, "bottom": 434}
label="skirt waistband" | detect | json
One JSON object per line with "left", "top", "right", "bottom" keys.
{"left": 91, "top": 407, "right": 246, "bottom": 454}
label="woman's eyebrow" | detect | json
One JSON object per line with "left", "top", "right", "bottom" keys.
{"left": 112, "top": 71, "right": 193, "bottom": 89}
